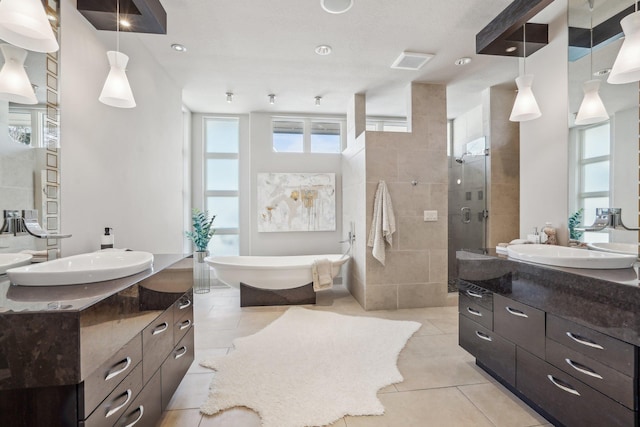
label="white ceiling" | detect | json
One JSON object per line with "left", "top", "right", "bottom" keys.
{"left": 130, "top": 0, "right": 532, "bottom": 119}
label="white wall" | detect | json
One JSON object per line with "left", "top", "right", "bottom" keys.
{"left": 520, "top": 0, "right": 569, "bottom": 244}
{"left": 249, "top": 113, "right": 343, "bottom": 256}
{"left": 60, "top": 0, "right": 185, "bottom": 255}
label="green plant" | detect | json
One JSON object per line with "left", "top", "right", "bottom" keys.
{"left": 568, "top": 208, "right": 584, "bottom": 241}
{"left": 185, "top": 208, "right": 216, "bottom": 251}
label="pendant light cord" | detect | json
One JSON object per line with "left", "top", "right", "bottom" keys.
{"left": 116, "top": 0, "right": 120, "bottom": 54}
{"left": 523, "top": 23, "right": 527, "bottom": 75}
{"left": 589, "top": 8, "right": 593, "bottom": 77}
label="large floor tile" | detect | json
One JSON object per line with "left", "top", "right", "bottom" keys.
{"left": 188, "top": 348, "right": 229, "bottom": 374}
{"left": 157, "top": 409, "right": 202, "bottom": 427}
{"left": 165, "top": 372, "right": 214, "bottom": 410}
{"left": 200, "top": 407, "right": 262, "bottom": 427}
{"left": 395, "top": 355, "right": 489, "bottom": 391}
{"left": 459, "top": 382, "right": 549, "bottom": 427}
{"left": 344, "top": 388, "right": 494, "bottom": 427}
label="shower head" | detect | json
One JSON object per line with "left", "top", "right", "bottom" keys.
{"left": 455, "top": 152, "right": 471, "bottom": 164}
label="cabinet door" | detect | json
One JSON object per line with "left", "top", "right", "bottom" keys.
{"left": 142, "top": 308, "right": 174, "bottom": 385}
{"left": 115, "top": 370, "right": 162, "bottom": 427}
{"left": 459, "top": 314, "right": 516, "bottom": 385}
{"left": 459, "top": 293, "right": 493, "bottom": 330}
{"left": 517, "top": 348, "right": 635, "bottom": 427}
{"left": 493, "top": 294, "right": 545, "bottom": 359}
{"left": 161, "top": 327, "right": 195, "bottom": 409}
{"left": 173, "top": 294, "right": 194, "bottom": 346}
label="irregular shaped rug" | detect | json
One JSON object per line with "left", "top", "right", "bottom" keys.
{"left": 200, "top": 306, "right": 421, "bottom": 427}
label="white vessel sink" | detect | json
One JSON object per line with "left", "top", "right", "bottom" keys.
{"left": 587, "top": 242, "right": 639, "bottom": 257}
{"left": 7, "top": 251, "right": 154, "bottom": 286}
{"left": 0, "top": 253, "right": 33, "bottom": 275}
{"left": 507, "top": 244, "right": 636, "bottom": 269}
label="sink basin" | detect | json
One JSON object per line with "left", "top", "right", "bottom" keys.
{"left": 507, "top": 244, "right": 636, "bottom": 269}
{"left": 6, "top": 251, "right": 154, "bottom": 286}
{"left": 587, "top": 242, "right": 639, "bottom": 257}
{"left": 0, "top": 253, "right": 33, "bottom": 275}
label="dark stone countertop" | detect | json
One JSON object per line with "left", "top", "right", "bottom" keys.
{"left": 0, "top": 253, "right": 193, "bottom": 390}
{"left": 457, "top": 249, "right": 640, "bottom": 346}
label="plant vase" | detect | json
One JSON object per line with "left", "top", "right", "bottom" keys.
{"left": 193, "top": 250, "right": 210, "bottom": 294}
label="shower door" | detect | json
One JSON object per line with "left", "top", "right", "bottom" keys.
{"left": 447, "top": 138, "right": 488, "bottom": 291}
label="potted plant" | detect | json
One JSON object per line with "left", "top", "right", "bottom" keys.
{"left": 186, "top": 208, "right": 216, "bottom": 293}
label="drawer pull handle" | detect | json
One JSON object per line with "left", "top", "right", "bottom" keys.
{"left": 179, "top": 319, "right": 192, "bottom": 330}
{"left": 475, "top": 331, "right": 492, "bottom": 342}
{"left": 152, "top": 322, "right": 169, "bottom": 335}
{"left": 466, "top": 307, "right": 482, "bottom": 317}
{"left": 547, "top": 374, "right": 581, "bottom": 396}
{"left": 565, "top": 358, "right": 603, "bottom": 380}
{"left": 105, "top": 389, "right": 132, "bottom": 418}
{"left": 466, "top": 290, "right": 483, "bottom": 299}
{"left": 566, "top": 332, "right": 604, "bottom": 350}
{"left": 105, "top": 356, "right": 132, "bottom": 381}
{"left": 175, "top": 346, "right": 188, "bottom": 359}
{"left": 505, "top": 306, "right": 528, "bottom": 318}
{"left": 124, "top": 405, "right": 144, "bottom": 427}
{"left": 178, "top": 299, "right": 192, "bottom": 310}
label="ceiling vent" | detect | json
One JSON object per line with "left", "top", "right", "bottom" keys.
{"left": 390, "top": 51, "right": 434, "bottom": 70}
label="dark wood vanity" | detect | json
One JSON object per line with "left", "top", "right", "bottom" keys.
{"left": 0, "top": 254, "right": 194, "bottom": 427}
{"left": 457, "top": 250, "right": 640, "bottom": 427}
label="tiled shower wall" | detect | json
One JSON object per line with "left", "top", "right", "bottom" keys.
{"left": 344, "top": 83, "right": 448, "bottom": 310}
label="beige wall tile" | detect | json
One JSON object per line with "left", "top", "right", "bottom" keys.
{"left": 366, "top": 145, "right": 398, "bottom": 183}
{"left": 398, "top": 216, "right": 447, "bottom": 250}
{"left": 398, "top": 282, "right": 447, "bottom": 308}
{"left": 397, "top": 150, "right": 447, "bottom": 184}
{"left": 365, "top": 284, "right": 398, "bottom": 310}
{"left": 429, "top": 249, "right": 447, "bottom": 282}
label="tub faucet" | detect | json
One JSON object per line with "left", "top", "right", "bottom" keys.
{"left": 576, "top": 208, "right": 640, "bottom": 232}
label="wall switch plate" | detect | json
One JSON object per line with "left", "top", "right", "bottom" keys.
{"left": 424, "top": 210, "right": 438, "bottom": 222}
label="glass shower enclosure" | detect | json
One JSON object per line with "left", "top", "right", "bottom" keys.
{"left": 448, "top": 137, "right": 488, "bottom": 291}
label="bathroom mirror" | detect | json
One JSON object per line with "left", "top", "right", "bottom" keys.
{"left": 567, "top": 0, "right": 639, "bottom": 246}
{"left": 0, "top": 0, "right": 61, "bottom": 256}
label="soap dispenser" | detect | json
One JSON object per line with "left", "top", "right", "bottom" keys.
{"left": 101, "top": 227, "right": 114, "bottom": 249}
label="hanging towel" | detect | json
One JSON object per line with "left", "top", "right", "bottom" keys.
{"left": 367, "top": 180, "right": 396, "bottom": 266}
{"left": 312, "top": 258, "right": 333, "bottom": 291}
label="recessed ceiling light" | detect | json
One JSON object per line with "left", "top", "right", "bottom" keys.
{"left": 315, "top": 96, "right": 322, "bottom": 106}
{"left": 506, "top": 46, "right": 517, "bottom": 53}
{"left": 268, "top": 94, "right": 276, "bottom": 104}
{"left": 594, "top": 68, "right": 611, "bottom": 76}
{"left": 171, "top": 44, "right": 187, "bottom": 52}
{"left": 226, "top": 92, "right": 233, "bottom": 103}
{"left": 455, "top": 57, "right": 472, "bottom": 66}
{"left": 119, "top": 19, "right": 131, "bottom": 28}
{"left": 315, "top": 45, "right": 332, "bottom": 55}
{"left": 321, "top": 0, "right": 354, "bottom": 14}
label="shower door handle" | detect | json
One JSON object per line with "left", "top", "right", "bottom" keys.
{"left": 461, "top": 207, "right": 471, "bottom": 224}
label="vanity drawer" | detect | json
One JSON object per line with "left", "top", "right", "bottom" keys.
{"left": 458, "top": 282, "right": 493, "bottom": 311}
{"left": 78, "top": 334, "right": 142, "bottom": 418}
{"left": 546, "top": 314, "right": 635, "bottom": 377}
{"left": 161, "top": 327, "right": 195, "bottom": 409}
{"left": 142, "top": 308, "right": 174, "bottom": 385}
{"left": 517, "top": 348, "right": 635, "bottom": 427}
{"left": 545, "top": 338, "right": 635, "bottom": 410}
{"left": 459, "top": 314, "right": 516, "bottom": 385}
{"left": 174, "top": 294, "right": 194, "bottom": 346}
{"left": 459, "top": 293, "right": 493, "bottom": 330}
{"left": 114, "top": 370, "right": 162, "bottom": 427}
{"left": 81, "top": 362, "right": 143, "bottom": 427}
{"left": 493, "top": 294, "right": 545, "bottom": 359}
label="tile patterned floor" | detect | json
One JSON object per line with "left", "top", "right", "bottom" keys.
{"left": 158, "top": 286, "right": 553, "bottom": 427}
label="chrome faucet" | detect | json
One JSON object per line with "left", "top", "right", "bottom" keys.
{"left": 0, "top": 209, "right": 71, "bottom": 238}
{"left": 576, "top": 208, "right": 640, "bottom": 232}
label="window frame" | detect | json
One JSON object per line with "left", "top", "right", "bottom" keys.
{"left": 271, "top": 116, "right": 345, "bottom": 153}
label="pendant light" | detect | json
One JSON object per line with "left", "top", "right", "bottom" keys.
{"left": 509, "top": 23, "right": 541, "bottom": 122}
{"left": 99, "top": 0, "right": 136, "bottom": 108}
{"left": 576, "top": 2, "right": 608, "bottom": 125}
{"left": 0, "top": 44, "right": 37, "bottom": 104}
{"left": 0, "top": 0, "right": 59, "bottom": 53}
{"left": 607, "top": 2, "right": 640, "bottom": 84}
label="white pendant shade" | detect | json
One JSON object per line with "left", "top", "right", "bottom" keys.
{"left": 0, "top": 0, "right": 59, "bottom": 53}
{"left": 607, "top": 10, "right": 640, "bottom": 84}
{"left": 99, "top": 51, "right": 136, "bottom": 109}
{"left": 509, "top": 74, "right": 541, "bottom": 122}
{"left": 575, "top": 79, "right": 609, "bottom": 125}
{"left": 0, "top": 44, "right": 37, "bottom": 105}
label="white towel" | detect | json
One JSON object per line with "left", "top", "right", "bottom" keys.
{"left": 367, "top": 180, "right": 396, "bottom": 266}
{"left": 312, "top": 258, "right": 333, "bottom": 291}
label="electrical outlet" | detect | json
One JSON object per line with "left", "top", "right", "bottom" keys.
{"left": 423, "top": 210, "right": 438, "bottom": 222}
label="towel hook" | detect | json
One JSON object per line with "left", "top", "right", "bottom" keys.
{"left": 411, "top": 180, "right": 418, "bottom": 186}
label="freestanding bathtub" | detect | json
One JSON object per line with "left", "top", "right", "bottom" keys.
{"left": 204, "top": 254, "right": 349, "bottom": 290}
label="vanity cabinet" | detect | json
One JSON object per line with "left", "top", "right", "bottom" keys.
{"left": 0, "top": 254, "right": 194, "bottom": 427}
{"left": 458, "top": 279, "right": 639, "bottom": 427}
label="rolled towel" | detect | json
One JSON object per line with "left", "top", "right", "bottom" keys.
{"left": 312, "top": 258, "right": 333, "bottom": 292}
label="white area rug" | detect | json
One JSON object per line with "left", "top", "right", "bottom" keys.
{"left": 200, "top": 307, "right": 421, "bottom": 427}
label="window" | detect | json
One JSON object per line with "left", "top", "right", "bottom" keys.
{"left": 204, "top": 117, "right": 240, "bottom": 255}
{"left": 272, "top": 118, "right": 344, "bottom": 153}
{"left": 577, "top": 122, "right": 610, "bottom": 242}
{"left": 365, "top": 118, "right": 408, "bottom": 132}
